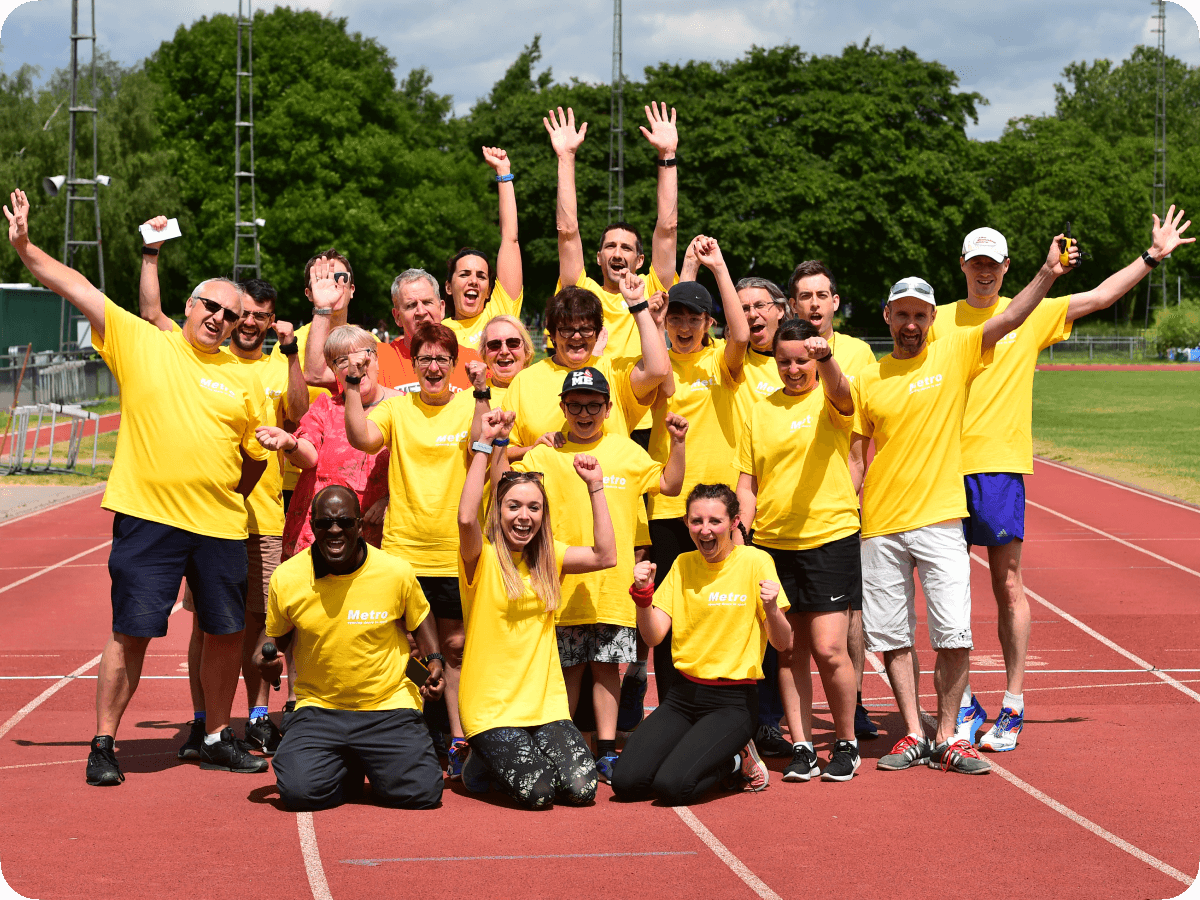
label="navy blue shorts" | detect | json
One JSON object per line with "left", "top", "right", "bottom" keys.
{"left": 963, "top": 473, "right": 1025, "bottom": 547}
{"left": 108, "top": 513, "right": 248, "bottom": 638}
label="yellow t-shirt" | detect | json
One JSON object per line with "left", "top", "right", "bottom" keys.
{"left": 736, "top": 388, "right": 859, "bottom": 550}
{"left": 368, "top": 390, "right": 475, "bottom": 576}
{"left": 654, "top": 545, "right": 789, "bottom": 681}
{"left": 831, "top": 331, "right": 877, "bottom": 383}
{"left": 458, "top": 540, "right": 569, "bottom": 738}
{"left": 928, "top": 296, "right": 1072, "bottom": 475}
{"left": 855, "top": 326, "right": 992, "bottom": 538}
{"left": 648, "top": 344, "right": 745, "bottom": 520}
{"left": 93, "top": 299, "right": 269, "bottom": 540}
{"left": 563, "top": 267, "right": 674, "bottom": 370}
{"left": 271, "top": 322, "right": 336, "bottom": 492}
{"left": 233, "top": 352, "right": 289, "bottom": 537}
{"left": 266, "top": 545, "right": 430, "bottom": 711}
{"left": 444, "top": 281, "right": 524, "bottom": 352}
{"left": 500, "top": 355, "right": 648, "bottom": 448}
{"left": 738, "top": 346, "right": 784, "bottom": 407}
{"left": 516, "top": 433, "right": 662, "bottom": 628}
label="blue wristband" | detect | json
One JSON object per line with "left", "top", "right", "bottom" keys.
{"left": 493, "top": 437, "right": 510, "bottom": 447}
{"left": 495, "top": 173, "right": 515, "bottom": 183}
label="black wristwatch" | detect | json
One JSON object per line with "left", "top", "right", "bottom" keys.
{"left": 423, "top": 653, "right": 445, "bottom": 665}
{"left": 472, "top": 387, "right": 492, "bottom": 400}
{"left": 279, "top": 341, "right": 299, "bottom": 356}
{"left": 1141, "top": 250, "right": 1160, "bottom": 269}
{"left": 344, "top": 374, "right": 363, "bottom": 385}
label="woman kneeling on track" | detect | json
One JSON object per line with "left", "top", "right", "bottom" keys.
{"left": 456, "top": 408, "right": 618, "bottom": 809}
{"left": 735, "top": 319, "right": 862, "bottom": 783}
{"left": 611, "top": 484, "right": 792, "bottom": 805}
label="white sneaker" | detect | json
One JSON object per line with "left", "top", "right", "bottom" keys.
{"left": 979, "top": 707, "right": 1024, "bottom": 752}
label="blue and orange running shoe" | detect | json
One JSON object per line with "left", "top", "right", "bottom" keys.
{"left": 979, "top": 707, "right": 1024, "bottom": 752}
{"left": 955, "top": 695, "right": 988, "bottom": 746}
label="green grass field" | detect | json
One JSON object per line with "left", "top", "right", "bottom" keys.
{"left": 1032, "top": 370, "right": 1200, "bottom": 504}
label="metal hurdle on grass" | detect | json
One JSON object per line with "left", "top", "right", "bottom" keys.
{"left": 1, "top": 403, "right": 101, "bottom": 475}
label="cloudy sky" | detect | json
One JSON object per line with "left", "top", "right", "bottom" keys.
{"left": 1, "top": 0, "right": 1198, "bottom": 140}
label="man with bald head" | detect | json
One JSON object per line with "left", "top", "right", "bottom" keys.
{"left": 257, "top": 486, "right": 446, "bottom": 810}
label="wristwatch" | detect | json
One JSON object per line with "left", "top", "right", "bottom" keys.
{"left": 473, "top": 387, "right": 492, "bottom": 400}
{"left": 471, "top": 441, "right": 493, "bottom": 455}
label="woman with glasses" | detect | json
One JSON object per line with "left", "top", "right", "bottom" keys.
{"left": 476, "top": 315, "right": 535, "bottom": 408}
{"left": 344, "top": 322, "right": 490, "bottom": 781}
{"left": 455, "top": 409, "right": 617, "bottom": 809}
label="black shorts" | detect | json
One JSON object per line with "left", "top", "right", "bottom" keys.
{"left": 418, "top": 576, "right": 463, "bottom": 621}
{"left": 760, "top": 532, "right": 862, "bottom": 614}
{"left": 109, "top": 513, "right": 248, "bottom": 638}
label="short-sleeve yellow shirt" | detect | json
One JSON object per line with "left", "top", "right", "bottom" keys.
{"left": 444, "top": 281, "right": 524, "bottom": 352}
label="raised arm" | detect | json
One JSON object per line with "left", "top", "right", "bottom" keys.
{"left": 273, "top": 319, "right": 310, "bottom": 425}
{"left": 466, "top": 360, "right": 491, "bottom": 443}
{"left": 458, "top": 410, "right": 512, "bottom": 582}
{"left": 640, "top": 102, "right": 678, "bottom": 283}
{"left": 6, "top": 189, "right": 106, "bottom": 341}
{"left": 544, "top": 107, "right": 588, "bottom": 288}
{"left": 697, "top": 237, "right": 749, "bottom": 376}
{"left": 483, "top": 146, "right": 523, "bottom": 300}
{"left": 659, "top": 412, "right": 688, "bottom": 496}
{"left": 982, "top": 235, "right": 1072, "bottom": 351}
{"left": 632, "top": 560, "right": 671, "bottom": 647}
{"left": 621, "top": 271, "right": 671, "bottom": 399}
{"left": 1066, "top": 206, "right": 1193, "bottom": 322}
{"left": 805, "top": 336, "right": 853, "bottom": 415}
{"left": 138, "top": 216, "right": 175, "bottom": 332}
{"left": 679, "top": 234, "right": 703, "bottom": 282}
{"left": 562, "top": 455, "right": 618, "bottom": 574}
{"left": 303, "top": 258, "right": 350, "bottom": 390}
{"left": 342, "top": 358, "right": 385, "bottom": 453}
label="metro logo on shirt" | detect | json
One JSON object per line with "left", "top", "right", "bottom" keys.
{"left": 790, "top": 414, "right": 813, "bottom": 431}
{"left": 346, "top": 609, "right": 390, "bottom": 624}
{"left": 200, "top": 377, "right": 236, "bottom": 398}
{"left": 908, "top": 374, "right": 944, "bottom": 394}
{"left": 707, "top": 591, "right": 748, "bottom": 606}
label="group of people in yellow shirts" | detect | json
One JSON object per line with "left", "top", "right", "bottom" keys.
{"left": 6, "top": 99, "right": 1192, "bottom": 809}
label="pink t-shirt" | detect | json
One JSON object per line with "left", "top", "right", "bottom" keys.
{"left": 281, "top": 393, "right": 391, "bottom": 559}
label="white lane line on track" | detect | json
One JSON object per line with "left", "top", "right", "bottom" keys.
{"left": 970, "top": 552, "right": 1200, "bottom": 704}
{"left": 673, "top": 807, "right": 782, "bottom": 900}
{"left": 1034, "top": 458, "right": 1200, "bottom": 514}
{"left": 0, "top": 540, "right": 112, "bottom": 596}
{"left": 865, "top": 655, "right": 1193, "bottom": 887}
{"left": 0, "top": 653, "right": 103, "bottom": 742}
{"left": 341, "top": 851, "right": 699, "bottom": 866}
{"left": 1026, "top": 500, "right": 1200, "bottom": 579}
{"left": 0, "top": 484, "right": 107, "bottom": 529}
{"left": 297, "top": 813, "right": 334, "bottom": 900}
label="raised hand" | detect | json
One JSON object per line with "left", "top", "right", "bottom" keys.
{"left": 1151, "top": 205, "right": 1195, "bottom": 258}
{"left": 309, "top": 258, "right": 349, "bottom": 311}
{"left": 256, "top": 425, "right": 296, "bottom": 452}
{"left": 481, "top": 408, "right": 516, "bottom": 444}
{"left": 648, "top": 289, "right": 669, "bottom": 329}
{"left": 142, "top": 215, "right": 170, "bottom": 249}
{"left": 345, "top": 354, "right": 370, "bottom": 385}
{"left": 695, "top": 235, "right": 726, "bottom": 272}
{"left": 466, "top": 359, "right": 488, "bottom": 391}
{"left": 272, "top": 319, "right": 295, "bottom": 346}
{"left": 759, "top": 579, "right": 781, "bottom": 609}
{"left": 800, "top": 336, "right": 830, "bottom": 362}
{"left": 620, "top": 270, "right": 647, "bottom": 306}
{"left": 543, "top": 107, "right": 588, "bottom": 157}
{"left": 5, "top": 189, "right": 30, "bottom": 249}
{"left": 573, "top": 453, "right": 604, "bottom": 489}
{"left": 482, "top": 146, "right": 511, "bottom": 176}
{"left": 633, "top": 559, "right": 656, "bottom": 590}
{"left": 639, "top": 102, "right": 678, "bottom": 157}
{"left": 665, "top": 411, "right": 689, "bottom": 443}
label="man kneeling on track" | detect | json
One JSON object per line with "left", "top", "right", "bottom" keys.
{"left": 255, "top": 485, "right": 446, "bottom": 811}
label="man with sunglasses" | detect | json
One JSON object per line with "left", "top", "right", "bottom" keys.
{"left": 257, "top": 486, "right": 446, "bottom": 811}
{"left": 5, "top": 189, "right": 273, "bottom": 786}
{"left": 854, "top": 236, "right": 1073, "bottom": 776}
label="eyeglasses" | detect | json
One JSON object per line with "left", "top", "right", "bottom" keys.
{"left": 564, "top": 401, "right": 605, "bottom": 415}
{"left": 485, "top": 337, "right": 524, "bottom": 353}
{"left": 195, "top": 297, "right": 240, "bottom": 325}
{"left": 499, "top": 471, "right": 544, "bottom": 484}
{"left": 555, "top": 325, "right": 597, "bottom": 340}
{"left": 889, "top": 281, "right": 933, "bottom": 296}
{"left": 334, "top": 348, "right": 376, "bottom": 369}
{"left": 742, "top": 302, "right": 783, "bottom": 315}
{"left": 240, "top": 310, "right": 274, "bottom": 324}
{"left": 312, "top": 516, "right": 359, "bottom": 530}
{"left": 414, "top": 354, "right": 453, "bottom": 369}
{"left": 665, "top": 313, "right": 705, "bottom": 326}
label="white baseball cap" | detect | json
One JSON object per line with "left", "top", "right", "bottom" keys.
{"left": 887, "top": 276, "right": 936, "bottom": 307}
{"left": 961, "top": 227, "right": 1009, "bottom": 263}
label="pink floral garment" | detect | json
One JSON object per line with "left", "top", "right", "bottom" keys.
{"left": 281, "top": 392, "right": 391, "bottom": 559}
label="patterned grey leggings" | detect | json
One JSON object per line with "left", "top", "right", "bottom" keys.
{"left": 468, "top": 720, "right": 597, "bottom": 810}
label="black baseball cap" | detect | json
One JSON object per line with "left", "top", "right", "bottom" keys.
{"left": 667, "top": 281, "right": 713, "bottom": 315}
{"left": 560, "top": 366, "right": 610, "bottom": 397}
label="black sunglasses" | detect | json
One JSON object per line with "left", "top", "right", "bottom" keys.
{"left": 486, "top": 337, "right": 524, "bottom": 352}
{"left": 333, "top": 271, "right": 349, "bottom": 284}
{"left": 196, "top": 297, "right": 240, "bottom": 325}
{"left": 312, "top": 516, "right": 360, "bottom": 530}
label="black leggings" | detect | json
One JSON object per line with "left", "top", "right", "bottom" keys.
{"left": 468, "top": 720, "right": 597, "bottom": 810}
{"left": 610, "top": 679, "right": 757, "bottom": 806}
{"left": 648, "top": 517, "right": 692, "bottom": 701}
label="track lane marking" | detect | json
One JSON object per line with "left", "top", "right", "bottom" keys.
{"left": 0, "top": 540, "right": 112, "bottom": 595}
{"left": 1034, "top": 458, "right": 1200, "bottom": 515}
{"left": 342, "top": 851, "right": 698, "bottom": 866}
{"left": 297, "top": 813, "right": 334, "bottom": 900}
{"left": 0, "top": 484, "right": 107, "bottom": 529}
{"left": 865, "top": 655, "right": 1193, "bottom": 886}
{"left": 673, "top": 807, "right": 782, "bottom": 900}
{"left": 1026, "top": 501, "right": 1200, "bottom": 579}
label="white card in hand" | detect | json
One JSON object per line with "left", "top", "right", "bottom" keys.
{"left": 139, "top": 218, "right": 182, "bottom": 245}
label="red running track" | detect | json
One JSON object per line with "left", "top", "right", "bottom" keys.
{"left": 0, "top": 460, "right": 1197, "bottom": 900}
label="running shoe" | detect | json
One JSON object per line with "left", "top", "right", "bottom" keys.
{"left": 461, "top": 748, "right": 491, "bottom": 793}
{"left": 616, "top": 666, "right": 648, "bottom": 732}
{"left": 854, "top": 704, "right": 879, "bottom": 739}
{"left": 929, "top": 738, "right": 992, "bottom": 774}
{"left": 979, "top": 707, "right": 1024, "bottom": 752}
{"left": 177, "top": 718, "right": 205, "bottom": 760}
{"left": 595, "top": 752, "right": 620, "bottom": 785}
{"left": 754, "top": 723, "right": 793, "bottom": 758}
{"left": 821, "top": 740, "right": 861, "bottom": 782}
{"left": 244, "top": 716, "right": 283, "bottom": 756}
{"left": 877, "top": 734, "right": 931, "bottom": 771}
{"left": 955, "top": 695, "right": 988, "bottom": 746}
{"left": 740, "top": 740, "right": 770, "bottom": 791}
{"left": 782, "top": 744, "right": 820, "bottom": 782}
{"left": 198, "top": 727, "right": 270, "bottom": 773}
{"left": 86, "top": 735, "right": 124, "bottom": 786}
{"left": 447, "top": 739, "right": 469, "bottom": 781}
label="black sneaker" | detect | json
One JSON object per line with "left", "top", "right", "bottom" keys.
{"left": 86, "top": 735, "right": 124, "bottom": 786}
{"left": 177, "top": 718, "right": 206, "bottom": 760}
{"left": 244, "top": 716, "right": 283, "bottom": 756}
{"left": 782, "top": 744, "right": 820, "bottom": 782}
{"left": 820, "top": 740, "right": 861, "bottom": 782}
{"left": 199, "top": 726, "right": 270, "bottom": 773}
{"left": 280, "top": 700, "right": 297, "bottom": 734}
{"left": 754, "top": 723, "right": 793, "bottom": 758}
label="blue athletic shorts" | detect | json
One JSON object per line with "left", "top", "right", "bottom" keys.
{"left": 962, "top": 473, "right": 1025, "bottom": 547}
{"left": 108, "top": 513, "right": 248, "bottom": 637}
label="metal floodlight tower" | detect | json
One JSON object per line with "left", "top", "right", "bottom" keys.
{"left": 233, "top": 0, "right": 262, "bottom": 281}
{"left": 1145, "top": 0, "right": 1167, "bottom": 327}
{"left": 607, "top": 0, "right": 624, "bottom": 223}
{"left": 59, "top": 0, "right": 106, "bottom": 350}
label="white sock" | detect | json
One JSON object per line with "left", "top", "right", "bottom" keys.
{"left": 202, "top": 731, "right": 222, "bottom": 746}
{"left": 908, "top": 732, "right": 924, "bottom": 741}
{"left": 960, "top": 684, "right": 973, "bottom": 708}
{"left": 847, "top": 738, "right": 858, "bottom": 749}
{"left": 1002, "top": 691, "right": 1024, "bottom": 713}
{"left": 731, "top": 754, "right": 741, "bottom": 773}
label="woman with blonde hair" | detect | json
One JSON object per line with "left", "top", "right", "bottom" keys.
{"left": 475, "top": 314, "right": 535, "bottom": 408}
{"left": 455, "top": 409, "right": 617, "bottom": 809}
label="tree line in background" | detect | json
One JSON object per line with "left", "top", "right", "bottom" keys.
{"left": 1, "top": 7, "right": 1198, "bottom": 337}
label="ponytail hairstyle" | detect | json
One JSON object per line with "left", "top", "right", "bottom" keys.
{"left": 483, "top": 473, "right": 562, "bottom": 611}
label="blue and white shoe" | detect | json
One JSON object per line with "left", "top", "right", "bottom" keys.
{"left": 955, "top": 695, "right": 988, "bottom": 746}
{"left": 595, "top": 752, "right": 620, "bottom": 785}
{"left": 979, "top": 707, "right": 1024, "bottom": 752}
{"left": 447, "top": 739, "right": 469, "bottom": 781}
